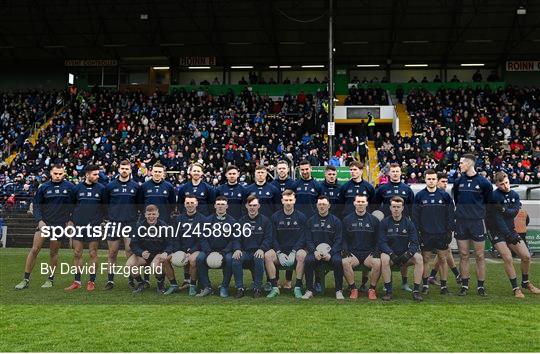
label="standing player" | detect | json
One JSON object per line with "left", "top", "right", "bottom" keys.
{"left": 196, "top": 196, "right": 237, "bottom": 297}
{"left": 379, "top": 197, "right": 424, "bottom": 301}
{"left": 342, "top": 195, "right": 381, "bottom": 300}
{"left": 302, "top": 195, "right": 344, "bottom": 300}
{"left": 453, "top": 153, "right": 493, "bottom": 296}
{"left": 138, "top": 162, "right": 176, "bottom": 223}
{"left": 373, "top": 163, "right": 414, "bottom": 292}
{"left": 64, "top": 165, "right": 106, "bottom": 292}
{"left": 15, "top": 164, "right": 76, "bottom": 290}
{"left": 488, "top": 172, "right": 540, "bottom": 298}
{"left": 426, "top": 172, "right": 462, "bottom": 286}
{"left": 271, "top": 160, "right": 296, "bottom": 193}
{"left": 233, "top": 195, "right": 273, "bottom": 298}
{"left": 293, "top": 160, "right": 323, "bottom": 218}
{"left": 103, "top": 160, "right": 140, "bottom": 290}
{"left": 412, "top": 169, "right": 455, "bottom": 295}
{"left": 270, "top": 160, "right": 296, "bottom": 287}
{"left": 178, "top": 162, "right": 215, "bottom": 216}
{"left": 127, "top": 205, "right": 176, "bottom": 293}
{"left": 137, "top": 162, "right": 176, "bottom": 286}
{"left": 216, "top": 165, "right": 246, "bottom": 220}
{"left": 164, "top": 195, "right": 207, "bottom": 295}
{"left": 246, "top": 165, "right": 281, "bottom": 218}
{"left": 320, "top": 165, "right": 342, "bottom": 215}
{"left": 266, "top": 190, "right": 308, "bottom": 298}
{"left": 340, "top": 161, "right": 375, "bottom": 217}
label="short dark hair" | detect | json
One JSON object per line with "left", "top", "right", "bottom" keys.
{"left": 390, "top": 196, "right": 404, "bottom": 205}
{"left": 325, "top": 165, "right": 337, "bottom": 172}
{"left": 225, "top": 165, "right": 239, "bottom": 173}
{"left": 299, "top": 159, "right": 311, "bottom": 167}
{"left": 84, "top": 164, "right": 100, "bottom": 174}
{"left": 51, "top": 163, "right": 64, "bottom": 170}
{"left": 354, "top": 194, "right": 368, "bottom": 201}
{"left": 246, "top": 194, "right": 259, "bottom": 204}
{"left": 215, "top": 195, "right": 228, "bottom": 203}
{"left": 120, "top": 160, "right": 131, "bottom": 166}
{"left": 317, "top": 194, "right": 329, "bottom": 202}
{"left": 389, "top": 163, "right": 400, "bottom": 169}
{"left": 276, "top": 160, "right": 289, "bottom": 167}
{"left": 437, "top": 172, "right": 448, "bottom": 180}
{"left": 425, "top": 169, "right": 437, "bottom": 177}
{"left": 255, "top": 165, "right": 267, "bottom": 171}
{"left": 349, "top": 161, "right": 364, "bottom": 169}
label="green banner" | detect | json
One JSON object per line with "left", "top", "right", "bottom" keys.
{"left": 169, "top": 84, "right": 327, "bottom": 96}
{"left": 296, "top": 166, "right": 351, "bottom": 183}
{"left": 527, "top": 230, "right": 540, "bottom": 251}
{"left": 348, "top": 81, "right": 506, "bottom": 95}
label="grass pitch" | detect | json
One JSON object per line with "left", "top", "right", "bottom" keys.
{"left": 1, "top": 248, "right": 539, "bottom": 352}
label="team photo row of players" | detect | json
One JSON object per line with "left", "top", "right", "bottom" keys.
{"left": 14, "top": 154, "right": 540, "bottom": 301}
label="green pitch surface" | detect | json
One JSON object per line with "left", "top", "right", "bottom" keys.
{"left": 1, "top": 248, "right": 539, "bottom": 352}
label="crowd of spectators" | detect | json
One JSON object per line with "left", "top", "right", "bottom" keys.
{"left": 1, "top": 87, "right": 346, "bottom": 209}
{"left": 374, "top": 86, "right": 540, "bottom": 184}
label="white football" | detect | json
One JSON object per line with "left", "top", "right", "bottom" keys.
{"left": 171, "top": 251, "right": 188, "bottom": 267}
{"left": 207, "top": 252, "right": 223, "bottom": 269}
{"left": 316, "top": 243, "right": 331, "bottom": 257}
{"left": 278, "top": 252, "right": 289, "bottom": 267}
{"left": 372, "top": 210, "right": 385, "bottom": 221}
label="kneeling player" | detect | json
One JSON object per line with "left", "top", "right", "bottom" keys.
{"left": 195, "top": 196, "right": 236, "bottom": 297}
{"left": 266, "top": 190, "right": 307, "bottom": 298}
{"left": 413, "top": 169, "right": 455, "bottom": 295}
{"left": 126, "top": 205, "right": 176, "bottom": 293}
{"left": 379, "top": 197, "right": 424, "bottom": 301}
{"left": 342, "top": 195, "right": 381, "bottom": 300}
{"left": 233, "top": 195, "right": 273, "bottom": 298}
{"left": 488, "top": 172, "right": 540, "bottom": 298}
{"left": 302, "top": 195, "right": 344, "bottom": 300}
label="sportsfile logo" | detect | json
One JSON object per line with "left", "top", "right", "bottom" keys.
{"left": 40, "top": 222, "right": 252, "bottom": 241}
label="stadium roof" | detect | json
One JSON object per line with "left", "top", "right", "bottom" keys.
{"left": 1, "top": 0, "right": 539, "bottom": 67}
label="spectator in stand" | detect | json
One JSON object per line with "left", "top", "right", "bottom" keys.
{"left": 450, "top": 75, "right": 460, "bottom": 82}
{"left": 472, "top": 70, "right": 483, "bottom": 82}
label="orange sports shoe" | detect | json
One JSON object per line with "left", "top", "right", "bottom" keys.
{"left": 524, "top": 282, "right": 540, "bottom": 294}
{"left": 514, "top": 288, "right": 525, "bottom": 298}
{"left": 367, "top": 288, "right": 377, "bottom": 300}
{"left": 87, "top": 281, "right": 95, "bottom": 292}
{"left": 64, "top": 281, "right": 81, "bottom": 291}
{"left": 349, "top": 288, "right": 359, "bottom": 299}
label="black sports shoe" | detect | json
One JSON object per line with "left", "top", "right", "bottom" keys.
{"left": 132, "top": 283, "right": 145, "bottom": 294}
{"left": 412, "top": 291, "right": 423, "bottom": 302}
{"left": 104, "top": 281, "right": 114, "bottom": 290}
{"left": 477, "top": 287, "right": 486, "bottom": 296}
{"left": 382, "top": 293, "right": 393, "bottom": 301}
{"left": 440, "top": 287, "right": 449, "bottom": 295}
{"left": 157, "top": 282, "right": 165, "bottom": 294}
{"left": 422, "top": 286, "right": 429, "bottom": 295}
{"left": 458, "top": 287, "right": 468, "bottom": 296}
{"left": 455, "top": 274, "right": 462, "bottom": 285}
{"left": 128, "top": 281, "right": 136, "bottom": 290}
{"left": 143, "top": 280, "right": 151, "bottom": 289}
{"left": 235, "top": 288, "right": 245, "bottom": 299}
{"left": 253, "top": 288, "right": 262, "bottom": 298}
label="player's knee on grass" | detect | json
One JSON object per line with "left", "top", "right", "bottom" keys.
{"left": 89, "top": 247, "right": 98, "bottom": 259}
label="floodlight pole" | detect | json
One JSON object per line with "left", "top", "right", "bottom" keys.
{"left": 328, "top": 0, "right": 335, "bottom": 158}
